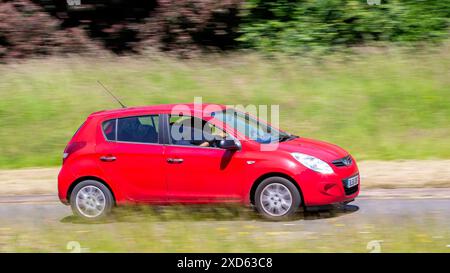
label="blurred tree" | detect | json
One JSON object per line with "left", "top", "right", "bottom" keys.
{"left": 0, "top": 0, "right": 449, "bottom": 59}
{"left": 238, "top": 0, "right": 450, "bottom": 53}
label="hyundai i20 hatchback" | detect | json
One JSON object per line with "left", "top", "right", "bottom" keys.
{"left": 58, "top": 103, "right": 359, "bottom": 221}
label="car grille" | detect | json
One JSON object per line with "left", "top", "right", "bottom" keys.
{"left": 332, "top": 155, "right": 352, "bottom": 167}
{"left": 342, "top": 175, "right": 359, "bottom": 195}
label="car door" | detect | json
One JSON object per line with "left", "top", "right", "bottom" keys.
{"left": 96, "top": 114, "right": 167, "bottom": 203}
{"left": 163, "top": 114, "right": 244, "bottom": 203}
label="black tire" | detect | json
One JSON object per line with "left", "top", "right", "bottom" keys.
{"left": 70, "top": 180, "right": 114, "bottom": 221}
{"left": 254, "top": 177, "right": 301, "bottom": 221}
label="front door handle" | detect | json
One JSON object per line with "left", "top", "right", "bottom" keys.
{"left": 100, "top": 155, "right": 116, "bottom": 162}
{"left": 167, "top": 158, "right": 184, "bottom": 164}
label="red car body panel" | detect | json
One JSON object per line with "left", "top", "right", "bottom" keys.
{"left": 58, "top": 104, "right": 359, "bottom": 207}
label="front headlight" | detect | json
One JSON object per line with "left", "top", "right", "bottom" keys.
{"left": 291, "top": 153, "right": 334, "bottom": 174}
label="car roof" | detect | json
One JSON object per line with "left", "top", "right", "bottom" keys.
{"left": 89, "top": 103, "right": 229, "bottom": 118}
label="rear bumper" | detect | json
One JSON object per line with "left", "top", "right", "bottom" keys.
{"left": 57, "top": 166, "right": 76, "bottom": 205}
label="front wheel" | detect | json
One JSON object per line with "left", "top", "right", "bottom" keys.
{"left": 254, "top": 177, "right": 301, "bottom": 221}
{"left": 70, "top": 180, "right": 114, "bottom": 221}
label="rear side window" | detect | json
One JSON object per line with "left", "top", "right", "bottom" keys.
{"left": 102, "top": 115, "right": 159, "bottom": 144}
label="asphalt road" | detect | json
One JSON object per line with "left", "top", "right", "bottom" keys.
{"left": 0, "top": 191, "right": 449, "bottom": 231}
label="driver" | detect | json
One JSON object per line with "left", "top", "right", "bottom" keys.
{"left": 193, "top": 119, "right": 227, "bottom": 147}
{"left": 198, "top": 128, "right": 227, "bottom": 147}
{"left": 171, "top": 116, "right": 227, "bottom": 147}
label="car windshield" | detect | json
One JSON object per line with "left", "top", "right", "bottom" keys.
{"left": 212, "top": 109, "right": 296, "bottom": 144}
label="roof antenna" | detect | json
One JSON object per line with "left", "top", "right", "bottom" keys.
{"left": 97, "top": 80, "right": 127, "bottom": 108}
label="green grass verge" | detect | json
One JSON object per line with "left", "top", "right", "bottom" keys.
{"left": 0, "top": 46, "right": 449, "bottom": 168}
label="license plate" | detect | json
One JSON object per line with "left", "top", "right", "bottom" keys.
{"left": 345, "top": 175, "right": 359, "bottom": 188}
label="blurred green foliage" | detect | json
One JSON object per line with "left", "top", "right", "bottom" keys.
{"left": 238, "top": 0, "right": 450, "bottom": 53}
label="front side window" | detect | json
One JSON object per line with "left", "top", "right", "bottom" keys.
{"left": 102, "top": 115, "right": 159, "bottom": 144}
{"left": 169, "top": 115, "right": 227, "bottom": 147}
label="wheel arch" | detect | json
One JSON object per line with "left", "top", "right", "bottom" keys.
{"left": 67, "top": 176, "right": 116, "bottom": 204}
{"left": 249, "top": 172, "right": 303, "bottom": 206}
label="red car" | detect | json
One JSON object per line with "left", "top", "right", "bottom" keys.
{"left": 58, "top": 103, "right": 359, "bottom": 220}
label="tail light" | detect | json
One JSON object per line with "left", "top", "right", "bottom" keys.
{"left": 63, "top": 141, "right": 86, "bottom": 163}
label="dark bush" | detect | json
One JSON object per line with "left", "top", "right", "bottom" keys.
{"left": 0, "top": 0, "right": 98, "bottom": 59}
{"left": 138, "top": 0, "right": 241, "bottom": 57}
{"left": 33, "top": 0, "right": 242, "bottom": 56}
{"left": 31, "top": 0, "right": 158, "bottom": 54}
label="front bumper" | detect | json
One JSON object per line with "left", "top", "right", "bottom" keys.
{"left": 296, "top": 164, "right": 360, "bottom": 206}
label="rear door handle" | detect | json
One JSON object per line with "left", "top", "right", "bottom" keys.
{"left": 100, "top": 155, "right": 116, "bottom": 162}
{"left": 167, "top": 158, "right": 184, "bottom": 164}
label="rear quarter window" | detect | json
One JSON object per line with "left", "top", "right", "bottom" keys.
{"left": 102, "top": 119, "right": 117, "bottom": 141}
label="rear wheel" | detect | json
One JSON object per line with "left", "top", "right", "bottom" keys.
{"left": 70, "top": 180, "right": 114, "bottom": 221}
{"left": 254, "top": 177, "right": 301, "bottom": 221}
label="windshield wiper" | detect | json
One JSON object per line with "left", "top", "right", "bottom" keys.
{"left": 278, "top": 134, "right": 298, "bottom": 142}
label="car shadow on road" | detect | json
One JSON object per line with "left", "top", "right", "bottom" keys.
{"left": 299, "top": 204, "right": 359, "bottom": 221}
{"left": 59, "top": 204, "right": 359, "bottom": 224}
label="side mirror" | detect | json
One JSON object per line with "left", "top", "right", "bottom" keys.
{"left": 218, "top": 139, "right": 240, "bottom": 150}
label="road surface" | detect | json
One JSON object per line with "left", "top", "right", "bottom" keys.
{"left": 0, "top": 189, "right": 449, "bottom": 229}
